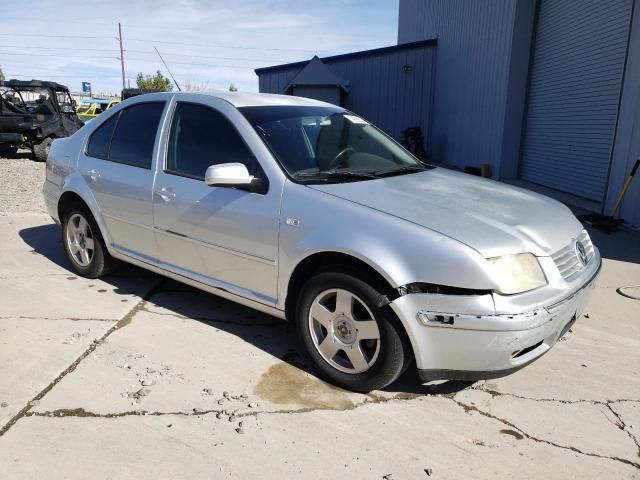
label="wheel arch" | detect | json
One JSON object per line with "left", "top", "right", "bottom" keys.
{"left": 284, "top": 251, "right": 398, "bottom": 324}
{"left": 56, "top": 186, "right": 113, "bottom": 250}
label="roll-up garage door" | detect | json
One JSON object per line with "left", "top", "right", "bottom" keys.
{"left": 519, "top": 0, "right": 633, "bottom": 202}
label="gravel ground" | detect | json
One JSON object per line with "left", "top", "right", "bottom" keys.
{"left": 0, "top": 151, "right": 47, "bottom": 214}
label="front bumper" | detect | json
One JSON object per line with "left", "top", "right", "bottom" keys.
{"left": 389, "top": 252, "right": 602, "bottom": 382}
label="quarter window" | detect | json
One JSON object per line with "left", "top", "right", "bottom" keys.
{"left": 167, "top": 102, "right": 258, "bottom": 179}
{"left": 86, "top": 114, "right": 117, "bottom": 158}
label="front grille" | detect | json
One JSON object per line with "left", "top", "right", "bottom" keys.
{"left": 551, "top": 230, "right": 595, "bottom": 282}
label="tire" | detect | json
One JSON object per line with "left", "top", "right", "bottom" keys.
{"left": 296, "top": 272, "right": 410, "bottom": 392}
{"left": 62, "top": 205, "right": 115, "bottom": 278}
{"left": 32, "top": 137, "right": 52, "bottom": 162}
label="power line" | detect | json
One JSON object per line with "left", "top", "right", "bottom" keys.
{"left": 0, "top": 44, "right": 118, "bottom": 53}
{"left": 0, "top": 32, "right": 113, "bottom": 40}
{"left": 0, "top": 44, "right": 294, "bottom": 62}
{"left": 0, "top": 31, "right": 327, "bottom": 54}
{"left": 0, "top": 51, "right": 118, "bottom": 60}
{"left": 127, "top": 37, "right": 327, "bottom": 54}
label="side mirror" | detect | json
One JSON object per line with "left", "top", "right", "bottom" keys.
{"left": 205, "top": 163, "right": 254, "bottom": 189}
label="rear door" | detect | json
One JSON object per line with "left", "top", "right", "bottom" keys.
{"left": 79, "top": 100, "right": 168, "bottom": 260}
{"left": 152, "top": 98, "right": 281, "bottom": 305}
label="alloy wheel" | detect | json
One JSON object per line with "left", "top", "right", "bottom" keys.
{"left": 66, "top": 213, "right": 95, "bottom": 267}
{"left": 308, "top": 288, "right": 381, "bottom": 374}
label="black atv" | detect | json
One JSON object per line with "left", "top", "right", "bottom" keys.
{"left": 0, "top": 79, "right": 84, "bottom": 161}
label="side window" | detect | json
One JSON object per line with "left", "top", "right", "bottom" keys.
{"left": 86, "top": 113, "right": 118, "bottom": 158}
{"left": 109, "top": 102, "right": 165, "bottom": 169}
{"left": 167, "top": 102, "right": 258, "bottom": 179}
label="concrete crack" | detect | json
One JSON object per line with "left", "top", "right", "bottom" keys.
{"left": 450, "top": 397, "right": 640, "bottom": 470}
{"left": 473, "top": 384, "right": 640, "bottom": 406}
{"left": 0, "top": 280, "right": 164, "bottom": 437}
{"left": 605, "top": 402, "right": 640, "bottom": 459}
{"left": 22, "top": 392, "right": 423, "bottom": 421}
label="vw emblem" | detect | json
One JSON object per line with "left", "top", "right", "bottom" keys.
{"left": 575, "top": 241, "right": 588, "bottom": 266}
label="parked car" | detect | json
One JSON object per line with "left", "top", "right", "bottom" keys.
{"left": 76, "top": 98, "right": 120, "bottom": 122}
{"left": 0, "top": 79, "right": 84, "bottom": 161}
{"left": 42, "top": 92, "right": 601, "bottom": 392}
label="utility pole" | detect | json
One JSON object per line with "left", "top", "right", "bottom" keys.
{"left": 118, "top": 23, "right": 126, "bottom": 91}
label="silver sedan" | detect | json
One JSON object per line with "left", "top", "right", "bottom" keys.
{"left": 43, "top": 91, "right": 601, "bottom": 392}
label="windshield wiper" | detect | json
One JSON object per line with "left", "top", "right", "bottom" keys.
{"left": 370, "top": 165, "right": 429, "bottom": 177}
{"left": 294, "top": 170, "right": 380, "bottom": 182}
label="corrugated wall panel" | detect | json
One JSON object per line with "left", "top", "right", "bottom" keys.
{"left": 520, "top": 0, "right": 633, "bottom": 202}
{"left": 606, "top": 2, "right": 640, "bottom": 228}
{"left": 398, "top": 0, "right": 520, "bottom": 177}
{"left": 256, "top": 45, "right": 435, "bottom": 141}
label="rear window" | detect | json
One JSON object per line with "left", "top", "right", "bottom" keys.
{"left": 86, "top": 102, "right": 165, "bottom": 168}
{"left": 109, "top": 102, "right": 165, "bottom": 169}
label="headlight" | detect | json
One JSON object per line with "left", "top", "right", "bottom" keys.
{"left": 486, "top": 253, "right": 547, "bottom": 295}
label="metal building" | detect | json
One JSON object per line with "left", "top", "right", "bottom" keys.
{"left": 255, "top": 40, "right": 436, "bottom": 143}
{"left": 256, "top": 0, "right": 640, "bottom": 229}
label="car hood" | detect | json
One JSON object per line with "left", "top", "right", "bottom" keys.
{"left": 309, "top": 168, "right": 583, "bottom": 257}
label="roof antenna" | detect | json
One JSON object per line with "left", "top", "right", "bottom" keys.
{"left": 154, "top": 46, "right": 182, "bottom": 92}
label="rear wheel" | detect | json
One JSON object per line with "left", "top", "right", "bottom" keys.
{"left": 297, "top": 272, "right": 409, "bottom": 392}
{"left": 32, "top": 137, "right": 52, "bottom": 162}
{"left": 62, "top": 206, "right": 114, "bottom": 278}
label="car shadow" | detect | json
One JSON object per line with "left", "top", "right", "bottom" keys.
{"left": 19, "top": 222, "right": 472, "bottom": 398}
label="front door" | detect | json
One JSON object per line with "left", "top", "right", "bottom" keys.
{"left": 78, "top": 101, "right": 167, "bottom": 260}
{"left": 153, "top": 99, "right": 281, "bottom": 305}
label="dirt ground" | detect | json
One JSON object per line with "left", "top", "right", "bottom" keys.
{"left": 0, "top": 155, "right": 639, "bottom": 479}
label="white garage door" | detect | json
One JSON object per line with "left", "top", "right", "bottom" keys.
{"left": 519, "top": 0, "right": 634, "bottom": 202}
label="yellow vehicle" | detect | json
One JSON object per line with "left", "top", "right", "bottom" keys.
{"left": 76, "top": 98, "right": 120, "bottom": 121}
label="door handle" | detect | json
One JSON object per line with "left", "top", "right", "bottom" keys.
{"left": 156, "top": 186, "right": 176, "bottom": 202}
{"left": 87, "top": 169, "right": 101, "bottom": 182}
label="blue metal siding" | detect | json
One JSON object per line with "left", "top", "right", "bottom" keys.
{"left": 520, "top": 0, "right": 634, "bottom": 202}
{"left": 398, "top": 0, "right": 521, "bottom": 177}
{"left": 257, "top": 45, "right": 435, "bottom": 141}
{"left": 606, "top": 2, "right": 640, "bottom": 228}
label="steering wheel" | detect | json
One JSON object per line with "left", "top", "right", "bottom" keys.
{"left": 1, "top": 90, "right": 28, "bottom": 112}
{"left": 326, "top": 147, "right": 356, "bottom": 171}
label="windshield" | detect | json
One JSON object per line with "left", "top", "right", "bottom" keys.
{"left": 240, "top": 106, "right": 427, "bottom": 182}
{"left": 1, "top": 87, "right": 53, "bottom": 113}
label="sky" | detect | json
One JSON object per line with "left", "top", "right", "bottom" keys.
{"left": 0, "top": 0, "right": 399, "bottom": 95}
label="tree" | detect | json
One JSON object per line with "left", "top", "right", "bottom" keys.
{"left": 228, "top": 83, "right": 238, "bottom": 92}
{"left": 0, "top": 67, "right": 5, "bottom": 81}
{"left": 135, "top": 70, "right": 172, "bottom": 91}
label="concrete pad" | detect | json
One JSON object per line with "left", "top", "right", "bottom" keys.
{"left": 1, "top": 397, "right": 637, "bottom": 479}
{"left": 455, "top": 388, "right": 639, "bottom": 463}
{"left": 33, "top": 286, "right": 378, "bottom": 416}
{"left": 0, "top": 317, "right": 114, "bottom": 427}
{"left": 610, "top": 400, "right": 640, "bottom": 452}
{"left": 0, "top": 213, "right": 159, "bottom": 432}
{"left": 0, "top": 214, "right": 158, "bottom": 319}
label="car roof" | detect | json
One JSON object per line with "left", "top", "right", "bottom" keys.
{"left": 144, "top": 90, "right": 340, "bottom": 109}
{"left": 0, "top": 79, "right": 70, "bottom": 91}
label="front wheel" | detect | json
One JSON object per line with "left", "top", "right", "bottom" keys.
{"left": 296, "top": 272, "right": 410, "bottom": 392}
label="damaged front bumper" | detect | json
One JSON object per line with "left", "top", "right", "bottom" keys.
{"left": 389, "top": 251, "right": 602, "bottom": 382}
